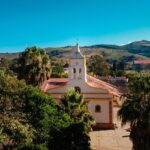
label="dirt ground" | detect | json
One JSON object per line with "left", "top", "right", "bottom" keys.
{"left": 89, "top": 107, "right": 132, "bottom": 150}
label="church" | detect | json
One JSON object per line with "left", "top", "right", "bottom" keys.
{"left": 41, "top": 44, "right": 121, "bottom": 129}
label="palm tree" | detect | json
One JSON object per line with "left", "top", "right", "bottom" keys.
{"left": 61, "top": 88, "right": 93, "bottom": 132}
{"left": 51, "top": 88, "right": 93, "bottom": 150}
{"left": 118, "top": 73, "right": 150, "bottom": 150}
{"left": 16, "top": 46, "right": 51, "bottom": 86}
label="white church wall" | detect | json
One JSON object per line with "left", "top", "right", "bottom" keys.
{"left": 88, "top": 101, "right": 110, "bottom": 123}
{"left": 67, "top": 80, "right": 108, "bottom": 93}
{"left": 47, "top": 80, "right": 109, "bottom": 94}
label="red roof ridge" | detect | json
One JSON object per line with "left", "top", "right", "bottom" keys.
{"left": 47, "top": 78, "right": 69, "bottom": 82}
{"left": 40, "top": 78, "right": 69, "bottom": 92}
{"left": 41, "top": 76, "right": 121, "bottom": 96}
{"left": 87, "top": 75, "right": 121, "bottom": 96}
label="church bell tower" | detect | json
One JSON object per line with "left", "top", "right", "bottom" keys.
{"left": 69, "top": 44, "right": 87, "bottom": 82}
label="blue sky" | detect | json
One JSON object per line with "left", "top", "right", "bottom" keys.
{"left": 0, "top": 0, "right": 150, "bottom": 52}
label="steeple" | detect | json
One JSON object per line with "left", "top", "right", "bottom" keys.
{"left": 77, "top": 43, "right": 80, "bottom": 52}
{"left": 71, "top": 43, "right": 83, "bottom": 59}
{"left": 69, "top": 44, "right": 87, "bottom": 81}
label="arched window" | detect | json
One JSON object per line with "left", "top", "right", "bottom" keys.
{"left": 78, "top": 68, "right": 82, "bottom": 79}
{"left": 74, "top": 86, "right": 81, "bottom": 93}
{"left": 95, "top": 105, "right": 101, "bottom": 113}
{"left": 79, "top": 68, "right": 82, "bottom": 73}
{"left": 73, "top": 68, "right": 76, "bottom": 73}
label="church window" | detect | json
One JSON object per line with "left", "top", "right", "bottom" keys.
{"left": 95, "top": 105, "right": 101, "bottom": 113}
{"left": 79, "top": 68, "right": 82, "bottom": 73}
{"left": 78, "top": 68, "right": 82, "bottom": 79}
{"left": 73, "top": 68, "right": 76, "bottom": 73}
{"left": 74, "top": 86, "right": 81, "bottom": 93}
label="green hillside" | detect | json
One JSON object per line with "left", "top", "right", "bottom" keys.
{"left": 0, "top": 40, "right": 150, "bottom": 61}
{"left": 0, "top": 53, "right": 19, "bottom": 60}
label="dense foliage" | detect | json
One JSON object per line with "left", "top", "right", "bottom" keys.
{"left": 87, "top": 54, "right": 127, "bottom": 77}
{"left": 61, "top": 89, "right": 93, "bottom": 131}
{"left": 50, "top": 89, "right": 93, "bottom": 150}
{"left": 87, "top": 55, "right": 109, "bottom": 76}
{"left": 110, "top": 60, "right": 126, "bottom": 77}
{"left": 0, "top": 70, "right": 72, "bottom": 149}
{"left": 0, "top": 70, "right": 92, "bottom": 150}
{"left": 12, "top": 47, "right": 51, "bottom": 86}
{"left": 118, "top": 73, "right": 150, "bottom": 150}
{"left": 51, "top": 60, "right": 68, "bottom": 78}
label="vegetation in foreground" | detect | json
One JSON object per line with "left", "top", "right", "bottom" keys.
{"left": 118, "top": 73, "right": 150, "bottom": 150}
{"left": 0, "top": 70, "right": 93, "bottom": 150}
{"left": 12, "top": 47, "right": 51, "bottom": 86}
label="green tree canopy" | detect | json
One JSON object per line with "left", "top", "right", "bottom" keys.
{"left": 118, "top": 73, "right": 150, "bottom": 150}
{"left": 61, "top": 88, "right": 93, "bottom": 131}
{"left": 0, "top": 70, "right": 34, "bottom": 149}
{"left": 0, "top": 70, "right": 72, "bottom": 149}
{"left": 87, "top": 55, "right": 109, "bottom": 76}
{"left": 0, "top": 71, "right": 93, "bottom": 150}
{"left": 13, "top": 46, "right": 51, "bottom": 86}
{"left": 50, "top": 89, "right": 93, "bottom": 150}
{"left": 51, "top": 60, "right": 68, "bottom": 78}
{"left": 0, "top": 57, "right": 15, "bottom": 75}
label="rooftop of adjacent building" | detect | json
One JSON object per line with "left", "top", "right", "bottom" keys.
{"left": 133, "top": 60, "right": 150, "bottom": 65}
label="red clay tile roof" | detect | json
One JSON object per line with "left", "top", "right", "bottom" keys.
{"left": 134, "top": 60, "right": 150, "bottom": 65}
{"left": 41, "top": 76, "right": 121, "bottom": 96}
{"left": 40, "top": 78, "right": 68, "bottom": 92}
{"left": 86, "top": 75, "right": 121, "bottom": 96}
{"left": 47, "top": 78, "right": 69, "bottom": 83}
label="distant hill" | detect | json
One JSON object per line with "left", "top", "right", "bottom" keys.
{"left": 121, "top": 40, "right": 150, "bottom": 57}
{"left": 83, "top": 40, "right": 150, "bottom": 58}
{"left": 1, "top": 40, "right": 150, "bottom": 61}
{"left": 0, "top": 53, "right": 19, "bottom": 60}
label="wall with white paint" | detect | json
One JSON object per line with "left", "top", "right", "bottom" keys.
{"left": 88, "top": 101, "right": 110, "bottom": 123}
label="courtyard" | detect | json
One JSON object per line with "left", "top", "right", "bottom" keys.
{"left": 90, "top": 108, "right": 132, "bottom": 150}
